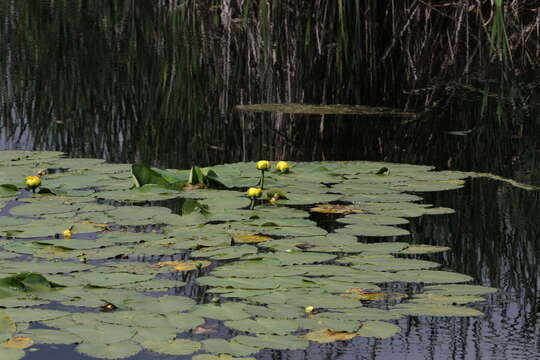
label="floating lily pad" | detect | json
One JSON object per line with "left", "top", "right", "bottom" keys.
{"left": 66, "top": 323, "right": 137, "bottom": 344}
{"left": 225, "top": 317, "right": 299, "bottom": 335}
{"left": 76, "top": 341, "right": 142, "bottom": 359}
{"left": 0, "top": 314, "right": 16, "bottom": 342}
{"left": 194, "top": 354, "right": 256, "bottom": 360}
{"left": 393, "top": 270, "right": 474, "bottom": 284}
{"left": 232, "top": 334, "right": 309, "bottom": 351}
{"left": 357, "top": 321, "right": 401, "bottom": 338}
{"left": 0, "top": 337, "right": 33, "bottom": 350}
{"left": 391, "top": 303, "right": 483, "bottom": 317}
{"left": 18, "top": 329, "right": 82, "bottom": 345}
{"left": 142, "top": 338, "right": 201, "bottom": 356}
{"left": 235, "top": 103, "right": 415, "bottom": 117}
{"left": 302, "top": 329, "right": 358, "bottom": 343}
{"left": 191, "top": 245, "right": 258, "bottom": 260}
{"left": 153, "top": 260, "right": 211, "bottom": 272}
{"left": 0, "top": 347, "right": 25, "bottom": 360}
{"left": 193, "top": 303, "right": 251, "bottom": 321}
{"left": 399, "top": 245, "right": 450, "bottom": 254}
{"left": 201, "top": 338, "right": 259, "bottom": 357}
{"left": 423, "top": 284, "right": 497, "bottom": 296}
{"left": 232, "top": 234, "right": 273, "bottom": 244}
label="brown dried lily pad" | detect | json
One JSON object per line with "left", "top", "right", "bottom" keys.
{"left": 309, "top": 204, "right": 368, "bottom": 215}
{"left": 302, "top": 329, "right": 358, "bottom": 343}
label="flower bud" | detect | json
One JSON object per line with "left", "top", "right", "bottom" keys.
{"left": 247, "top": 187, "right": 262, "bottom": 198}
{"left": 25, "top": 176, "right": 41, "bottom": 190}
{"left": 276, "top": 161, "right": 289, "bottom": 172}
{"left": 256, "top": 160, "right": 271, "bottom": 171}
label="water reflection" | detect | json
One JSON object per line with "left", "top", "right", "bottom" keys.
{"left": 1, "top": 1, "right": 539, "bottom": 359}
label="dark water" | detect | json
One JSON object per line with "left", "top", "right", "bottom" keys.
{"left": 1, "top": 1, "right": 539, "bottom": 359}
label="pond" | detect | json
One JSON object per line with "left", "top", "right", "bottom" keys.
{"left": 0, "top": 2, "right": 539, "bottom": 360}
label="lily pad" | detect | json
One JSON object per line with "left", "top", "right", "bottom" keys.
{"left": 391, "top": 303, "right": 483, "bottom": 317}
{"left": 302, "top": 329, "right": 358, "bottom": 343}
{"left": 232, "top": 334, "right": 309, "bottom": 351}
{"left": 142, "top": 338, "right": 201, "bottom": 355}
{"left": 201, "top": 339, "right": 259, "bottom": 357}
{"left": 224, "top": 317, "right": 299, "bottom": 335}
{"left": 356, "top": 321, "right": 401, "bottom": 338}
{"left": 76, "top": 341, "right": 142, "bottom": 359}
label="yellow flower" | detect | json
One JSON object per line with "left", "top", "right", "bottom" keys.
{"left": 25, "top": 176, "right": 41, "bottom": 189}
{"left": 247, "top": 187, "right": 262, "bottom": 198}
{"left": 305, "top": 305, "right": 315, "bottom": 313}
{"left": 25, "top": 176, "right": 41, "bottom": 193}
{"left": 256, "top": 160, "right": 271, "bottom": 171}
{"left": 63, "top": 229, "right": 72, "bottom": 239}
{"left": 276, "top": 161, "right": 289, "bottom": 172}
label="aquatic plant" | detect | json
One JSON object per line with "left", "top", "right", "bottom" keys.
{"left": 0, "top": 150, "right": 504, "bottom": 359}
{"left": 25, "top": 176, "right": 41, "bottom": 194}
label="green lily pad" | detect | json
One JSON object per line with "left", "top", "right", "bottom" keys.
{"left": 393, "top": 270, "right": 474, "bottom": 284}
{"left": 18, "top": 329, "right": 82, "bottom": 345}
{"left": 142, "top": 338, "right": 201, "bottom": 355}
{"left": 193, "top": 355, "right": 256, "bottom": 360}
{"left": 76, "top": 341, "right": 142, "bottom": 359}
{"left": 423, "top": 284, "right": 497, "bottom": 296}
{"left": 0, "top": 347, "right": 25, "bottom": 360}
{"left": 0, "top": 314, "right": 16, "bottom": 342}
{"left": 232, "top": 334, "right": 309, "bottom": 350}
{"left": 201, "top": 338, "right": 259, "bottom": 357}
{"left": 391, "top": 303, "right": 484, "bottom": 317}
{"left": 357, "top": 321, "right": 401, "bottom": 338}
{"left": 66, "top": 323, "right": 137, "bottom": 344}
{"left": 398, "top": 245, "right": 450, "bottom": 254}
{"left": 193, "top": 303, "right": 251, "bottom": 321}
{"left": 225, "top": 317, "right": 299, "bottom": 335}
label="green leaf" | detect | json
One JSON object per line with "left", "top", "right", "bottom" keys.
{"left": 0, "top": 347, "right": 25, "bottom": 360}
{"left": 0, "top": 313, "right": 16, "bottom": 342}
{"left": 232, "top": 334, "right": 309, "bottom": 351}
{"left": 422, "top": 284, "right": 497, "bottom": 296}
{"left": 18, "top": 329, "right": 82, "bottom": 345}
{"left": 201, "top": 338, "right": 259, "bottom": 357}
{"left": 193, "top": 303, "right": 251, "bottom": 321}
{"left": 131, "top": 164, "right": 187, "bottom": 189}
{"left": 391, "top": 303, "right": 484, "bottom": 317}
{"left": 0, "top": 184, "right": 18, "bottom": 198}
{"left": 0, "top": 273, "right": 64, "bottom": 298}
{"left": 142, "top": 338, "right": 201, "bottom": 355}
{"left": 66, "top": 323, "right": 136, "bottom": 344}
{"left": 357, "top": 321, "right": 401, "bottom": 338}
{"left": 188, "top": 166, "right": 206, "bottom": 185}
{"left": 224, "top": 317, "right": 299, "bottom": 335}
{"left": 76, "top": 341, "right": 142, "bottom": 359}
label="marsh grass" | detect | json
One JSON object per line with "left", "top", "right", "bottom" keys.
{"left": 0, "top": 0, "right": 539, "bottom": 167}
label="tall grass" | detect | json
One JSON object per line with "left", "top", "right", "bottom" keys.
{"left": 0, "top": 0, "right": 539, "bottom": 168}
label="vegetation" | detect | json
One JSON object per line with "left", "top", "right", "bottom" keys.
{"left": 1, "top": 1, "right": 539, "bottom": 170}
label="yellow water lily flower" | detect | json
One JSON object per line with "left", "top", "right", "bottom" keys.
{"left": 305, "top": 305, "right": 315, "bottom": 314}
{"left": 25, "top": 176, "right": 41, "bottom": 193}
{"left": 63, "top": 229, "right": 72, "bottom": 239}
{"left": 276, "top": 161, "right": 289, "bottom": 172}
{"left": 247, "top": 187, "right": 262, "bottom": 198}
{"left": 256, "top": 160, "right": 271, "bottom": 171}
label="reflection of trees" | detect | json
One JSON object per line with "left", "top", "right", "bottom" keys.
{"left": 400, "top": 180, "right": 539, "bottom": 359}
{"left": 1, "top": 1, "right": 539, "bottom": 175}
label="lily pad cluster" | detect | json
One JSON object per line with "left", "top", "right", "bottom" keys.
{"left": 0, "top": 151, "right": 497, "bottom": 360}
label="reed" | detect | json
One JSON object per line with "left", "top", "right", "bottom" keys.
{"left": 0, "top": 0, "right": 539, "bottom": 167}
